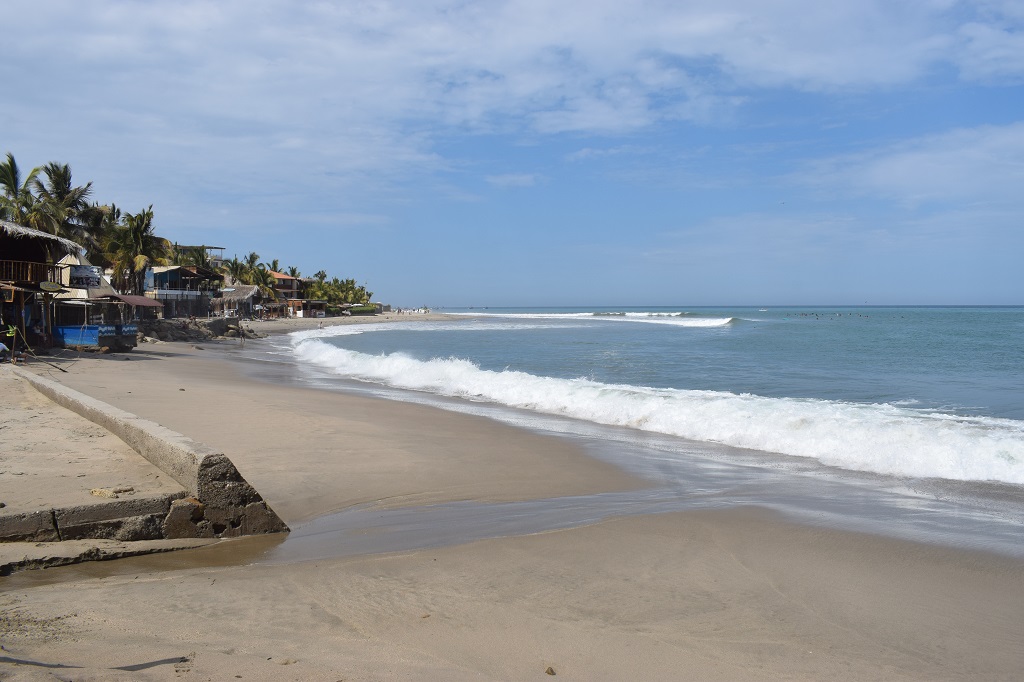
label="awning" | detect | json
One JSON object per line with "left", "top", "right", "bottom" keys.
{"left": 111, "top": 294, "right": 164, "bottom": 307}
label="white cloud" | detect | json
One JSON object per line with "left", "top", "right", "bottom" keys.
{"left": 8, "top": 1, "right": 1022, "bottom": 147}
{"left": 3, "top": 0, "right": 1022, "bottom": 248}
{"left": 956, "top": 20, "right": 1024, "bottom": 81}
{"left": 799, "top": 121, "right": 1024, "bottom": 208}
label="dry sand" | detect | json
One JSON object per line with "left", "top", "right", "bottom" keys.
{"left": 1, "top": 315, "right": 1022, "bottom": 680}
{"left": 0, "top": 371, "right": 184, "bottom": 513}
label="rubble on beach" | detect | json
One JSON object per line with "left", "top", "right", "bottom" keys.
{"left": 136, "top": 317, "right": 266, "bottom": 344}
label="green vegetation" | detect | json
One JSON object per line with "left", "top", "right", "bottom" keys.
{"left": 1, "top": 152, "right": 374, "bottom": 307}
{"left": 106, "top": 206, "right": 167, "bottom": 296}
{"left": 303, "top": 270, "right": 374, "bottom": 306}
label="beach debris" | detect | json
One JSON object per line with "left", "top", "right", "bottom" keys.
{"left": 88, "top": 486, "right": 134, "bottom": 499}
{"left": 174, "top": 652, "right": 195, "bottom": 674}
{"left": 546, "top": 666, "right": 556, "bottom": 675}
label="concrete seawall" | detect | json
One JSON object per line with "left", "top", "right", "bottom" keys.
{"left": 10, "top": 367, "right": 288, "bottom": 540}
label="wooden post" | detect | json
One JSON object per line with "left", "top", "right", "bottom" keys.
{"left": 16, "top": 289, "right": 25, "bottom": 347}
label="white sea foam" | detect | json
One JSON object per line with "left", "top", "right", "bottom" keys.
{"left": 292, "top": 338, "right": 1024, "bottom": 484}
{"left": 449, "top": 311, "right": 735, "bottom": 327}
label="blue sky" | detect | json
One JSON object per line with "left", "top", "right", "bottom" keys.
{"left": 4, "top": 1, "right": 1023, "bottom": 306}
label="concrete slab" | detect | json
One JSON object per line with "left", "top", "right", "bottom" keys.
{"left": 1, "top": 367, "right": 286, "bottom": 568}
{"left": 0, "top": 537, "right": 218, "bottom": 575}
{"left": 0, "top": 368, "right": 187, "bottom": 514}
{"left": 14, "top": 367, "right": 288, "bottom": 538}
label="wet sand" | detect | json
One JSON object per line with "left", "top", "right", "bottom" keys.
{"left": 2, "top": 318, "right": 1023, "bottom": 680}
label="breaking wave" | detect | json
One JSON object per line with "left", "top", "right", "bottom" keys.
{"left": 291, "top": 337, "right": 1024, "bottom": 484}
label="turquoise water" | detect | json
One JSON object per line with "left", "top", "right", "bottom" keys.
{"left": 324, "top": 307, "right": 1024, "bottom": 418}
{"left": 286, "top": 306, "right": 1024, "bottom": 484}
{"left": 263, "top": 305, "right": 1024, "bottom": 557}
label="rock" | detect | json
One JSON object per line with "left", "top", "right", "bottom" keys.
{"left": 162, "top": 497, "right": 208, "bottom": 538}
{"left": 546, "top": 667, "right": 556, "bottom": 675}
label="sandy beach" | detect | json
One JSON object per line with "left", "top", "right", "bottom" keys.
{"left": 2, "top": 315, "right": 1023, "bottom": 680}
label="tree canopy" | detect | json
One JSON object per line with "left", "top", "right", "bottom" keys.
{"left": 1, "top": 150, "right": 375, "bottom": 305}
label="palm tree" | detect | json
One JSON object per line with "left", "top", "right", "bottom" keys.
{"left": 236, "top": 251, "right": 261, "bottom": 285}
{"left": 27, "top": 162, "right": 103, "bottom": 256}
{"left": 261, "top": 258, "right": 281, "bottom": 274}
{"left": 286, "top": 265, "right": 301, "bottom": 278}
{"left": 172, "top": 243, "right": 214, "bottom": 269}
{"left": 250, "top": 266, "right": 278, "bottom": 300}
{"left": 221, "top": 256, "right": 247, "bottom": 285}
{"left": 0, "top": 152, "right": 41, "bottom": 225}
{"left": 189, "top": 247, "right": 214, "bottom": 270}
{"left": 79, "top": 203, "right": 121, "bottom": 266}
{"left": 105, "top": 206, "right": 170, "bottom": 295}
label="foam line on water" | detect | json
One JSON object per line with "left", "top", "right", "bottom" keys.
{"left": 447, "top": 311, "right": 736, "bottom": 327}
{"left": 291, "top": 337, "right": 1024, "bottom": 484}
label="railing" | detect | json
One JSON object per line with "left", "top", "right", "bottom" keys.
{"left": 0, "top": 260, "right": 59, "bottom": 284}
{"left": 149, "top": 289, "right": 210, "bottom": 300}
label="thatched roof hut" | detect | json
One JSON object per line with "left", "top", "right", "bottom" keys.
{"left": 210, "top": 284, "right": 262, "bottom": 317}
{"left": 1, "top": 220, "right": 83, "bottom": 260}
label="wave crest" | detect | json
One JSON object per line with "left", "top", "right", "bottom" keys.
{"left": 292, "top": 338, "right": 1024, "bottom": 484}
{"left": 451, "top": 311, "right": 735, "bottom": 327}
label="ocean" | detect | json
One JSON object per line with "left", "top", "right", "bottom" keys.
{"left": 260, "top": 306, "right": 1024, "bottom": 559}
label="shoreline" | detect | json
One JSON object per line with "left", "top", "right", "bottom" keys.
{"left": 243, "top": 310, "right": 463, "bottom": 337}
{"left": 2, "top": 323, "right": 1023, "bottom": 679}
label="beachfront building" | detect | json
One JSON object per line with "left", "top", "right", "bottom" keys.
{"left": 51, "top": 254, "right": 162, "bottom": 351}
{"left": 268, "top": 270, "right": 302, "bottom": 300}
{"left": 0, "top": 223, "right": 152, "bottom": 351}
{"left": 264, "top": 270, "right": 330, "bottom": 318}
{"left": 146, "top": 264, "right": 224, "bottom": 318}
{"left": 202, "top": 245, "right": 226, "bottom": 270}
{"left": 1, "top": 220, "right": 83, "bottom": 350}
{"left": 286, "top": 298, "right": 328, "bottom": 318}
{"left": 209, "top": 284, "right": 263, "bottom": 319}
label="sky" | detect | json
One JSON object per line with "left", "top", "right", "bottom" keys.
{"left": 4, "top": 1, "right": 1023, "bottom": 306}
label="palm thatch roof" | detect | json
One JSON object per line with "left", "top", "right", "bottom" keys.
{"left": 218, "top": 284, "right": 260, "bottom": 302}
{"left": 0, "top": 219, "right": 83, "bottom": 256}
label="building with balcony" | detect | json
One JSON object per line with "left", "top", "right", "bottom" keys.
{"left": 267, "top": 270, "right": 302, "bottom": 300}
{"left": 146, "top": 265, "right": 225, "bottom": 318}
{"left": 1, "top": 220, "right": 82, "bottom": 349}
